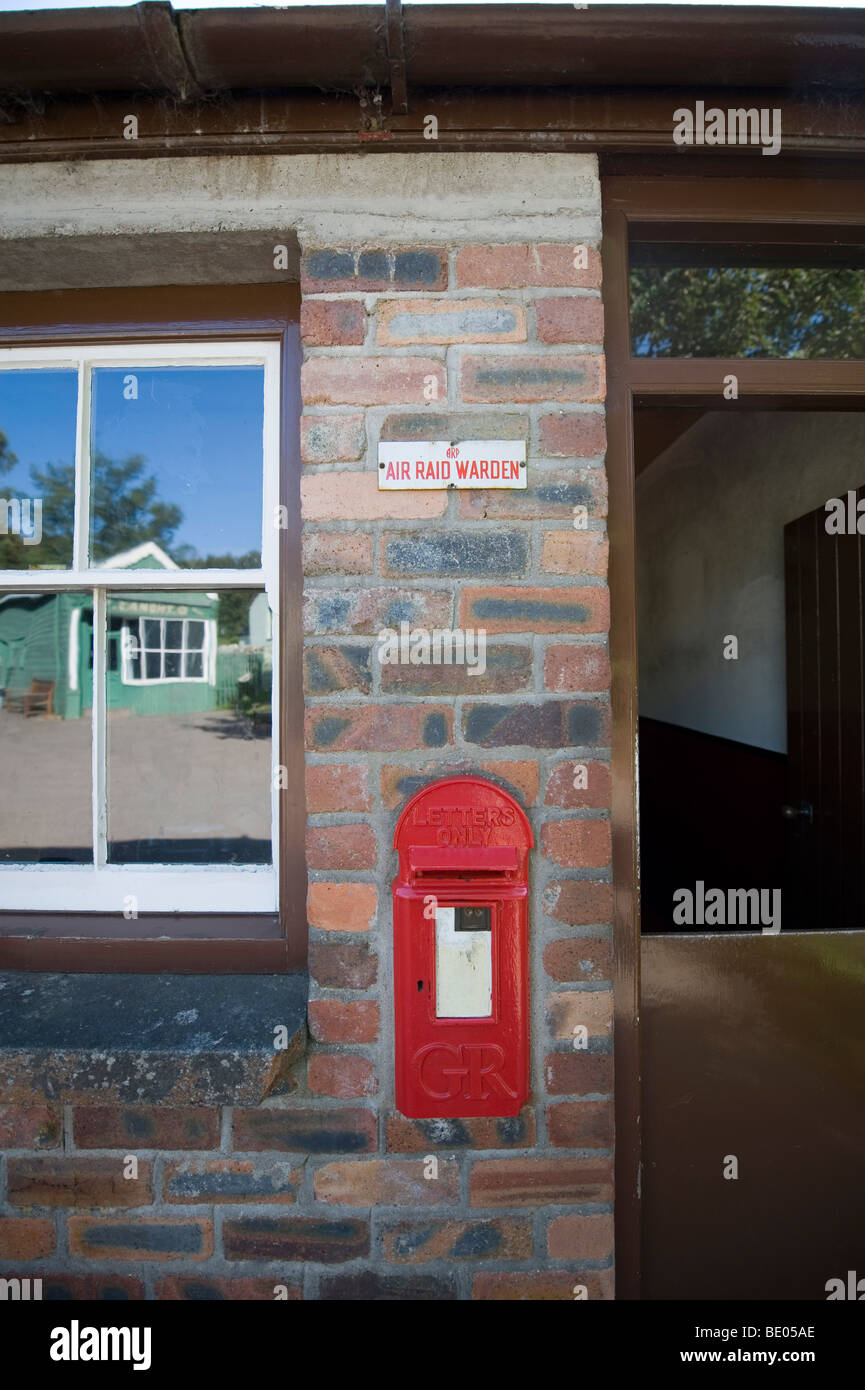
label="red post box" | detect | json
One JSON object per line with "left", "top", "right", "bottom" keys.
{"left": 392, "top": 776, "right": 533, "bottom": 1118}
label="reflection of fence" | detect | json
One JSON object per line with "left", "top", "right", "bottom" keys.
{"left": 215, "top": 648, "right": 272, "bottom": 709}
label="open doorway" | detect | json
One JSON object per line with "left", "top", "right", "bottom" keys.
{"left": 637, "top": 407, "right": 865, "bottom": 936}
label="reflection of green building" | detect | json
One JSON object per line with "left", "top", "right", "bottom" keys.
{"left": 0, "top": 544, "right": 220, "bottom": 719}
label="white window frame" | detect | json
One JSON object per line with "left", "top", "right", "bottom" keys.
{"left": 0, "top": 341, "right": 281, "bottom": 912}
{"left": 121, "top": 615, "right": 214, "bottom": 686}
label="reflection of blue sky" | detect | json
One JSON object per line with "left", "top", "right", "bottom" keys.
{"left": 0, "top": 367, "right": 264, "bottom": 561}
{"left": 0, "top": 370, "right": 78, "bottom": 500}
{"left": 92, "top": 368, "right": 264, "bottom": 560}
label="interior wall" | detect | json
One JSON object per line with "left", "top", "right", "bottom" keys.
{"left": 637, "top": 410, "right": 865, "bottom": 752}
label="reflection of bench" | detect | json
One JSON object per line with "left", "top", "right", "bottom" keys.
{"left": 6, "top": 679, "right": 55, "bottom": 716}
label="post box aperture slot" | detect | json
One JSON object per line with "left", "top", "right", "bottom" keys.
{"left": 434, "top": 905, "right": 493, "bottom": 1018}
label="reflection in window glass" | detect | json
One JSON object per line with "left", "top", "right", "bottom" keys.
{"left": 630, "top": 243, "right": 865, "bottom": 358}
{"left": 0, "top": 592, "right": 92, "bottom": 862}
{"left": 106, "top": 589, "right": 273, "bottom": 865}
{"left": 0, "top": 370, "right": 78, "bottom": 569}
{"left": 89, "top": 366, "right": 265, "bottom": 569}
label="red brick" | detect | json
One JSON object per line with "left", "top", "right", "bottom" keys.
{"left": 308, "top": 1055, "right": 378, "bottom": 1099}
{"left": 459, "top": 465, "right": 607, "bottom": 522}
{"left": 463, "top": 700, "right": 610, "bottom": 751}
{"left": 308, "top": 942, "right": 378, "bottom": 990}
{"left": 304, "top": 585, "right": 452, "bottom": 635}
{"left": 470, "top": 1156, "right": 612, "bottom": 1207}
{"left": 539, "top": 411, "right": 607, "bottom": 459}
{"left": 302, "top": 357, "right": 445, "bottom": 406}
{"left": 68, "top": 1217, "right": 212, "bottom": 1261}
{"left": 301, "top": 299, "right": 366, "bottom": 346}
{"left": 301, "top": 413, "right": 366, "bottom": 464}
{"left": 305, "top": 764, "right": 372, "bottom": 814}
{"left": 232, "top": 1107, "right": 377, "bottom": 1154}
{"left": 545, "top": 1052, "right": 614, "bottom": 1096}
{"left": 0, "top": 1216, "right": 55, "bottom": 1259}
{"left": 536, "top": 296, "right": 604, "bottom": 344}
{"left": 546, "top": 1101, "right": 613, "bottom": 1149}
{"left": 547, "top": 990, "right": 613, "bottom": 1040}
{"left": 73, "top": 1106, "right": 219, "bottom": 1151}
{"left": 386, "top": 1108, "right": 536, "bottom": 1152}
{"left": 7, "top": 1157, "right": 153, "bottom": 1208}
{"left": 456, "top": 244, "right": 602, "bottom": 290}
{"left": 461, "top": 354, "right": 604, "bottom": 405}
{"left": 163, "top": 1159, "right": 303, "bottom": 1204}
{"left": 377, "top": 298, "right": 525, "bottom": 345}
{"left": 306, "top": 704, "right": 453, "bottom": 752}
{"left": 308, "top": 1000, "right": 380, "bottom": 1044}
{"left": 380, "top": 759, "right": 537, "bottom": 812}
{"left": 543, "top": 879, "right": 613, "bottom": 927}
{"left": 315, "top": 1159, "right": 459, "bottom": 1206}
{"left": 541, "top": 530, "right": 608, "bottom": 577}
{"left": 302, "top": 471, "right": 447, "bottom": 522}
{"left": 480, "top": 760, "right": 539, "bottom": 806}
{"left": 542, "top": 819, "right": 611, "bottom": 869}
{"left": 380, "top": 643, "right": 532, "bottom": 696}
{"left": 544, "top": 643, "right": 611, "bottom": 693}
{"left": 381, "top": 1218, "right": 532, "bottom": 1263}
{"left": 461, "top": 586, "right": 608, "bottom": 634}
{"left": 157, "top": 1277, "right": 300, "bottom": 1300}
{"left": 305, "top": 824, "right": 376, "bottom": 871}
{"left": 303, "top": 531, "right": 373, "bottom": 575}
{"left": 223, "top": 1215, "right": 369, "bottom": 1263}
{"left": 304, "top": 644, "right": 371, "bottom": 695}
{"left": 543, "top": 936, "right": 612, "bottom": 984}
{"left": 473, "top": 1270, "right": 613, "bottom": 1300}
{"left": 547, "top": 1211, "right": 614, "bottom": 1260}
{"left": 544, "top": 760, "right": 611, "bottom": 810}
{"left": 40, "top": 1275, "right": 144, "bottom": 1300}
{"left": 307, "top": 882, "right": 377, "bottom": 933}
{"left": 0, "top": 1105, "right": 60, "bottom": 1149}
{"left": 302, "top": 247, "right": 447, "bottom": 294}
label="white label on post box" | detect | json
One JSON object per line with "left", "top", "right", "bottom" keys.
{"left": 434, "top": 906, "right": 492, "bottom": 1018}
{"left": 378, "top": 441, "right": 526, "bottom": 489}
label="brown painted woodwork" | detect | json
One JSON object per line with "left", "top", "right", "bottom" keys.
{"left": 0, "top": 284, "right": 307, "bottom": 973}
{"left": 638, "top": 718, "right": 786, "bottom": 936}
{"left": 641, "top": 932, "right": 865, "bottom": 1299}
{"left": 784, "top": 487, "right": 865, "bottom": 932}
{"left": 603, "top": 174, "right": 865, "bottom": 1299}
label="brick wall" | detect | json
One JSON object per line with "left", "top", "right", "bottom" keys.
{"left": 0, "top": 156, "right": 612, "bottom": 1301}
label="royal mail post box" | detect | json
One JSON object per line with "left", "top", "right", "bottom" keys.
{"left": 392, "top": 776, "right": 533, "bottom": 1118}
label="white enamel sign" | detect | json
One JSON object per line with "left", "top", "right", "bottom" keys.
{"left": 378, "top": 440, "right": 527, "bottom": 489}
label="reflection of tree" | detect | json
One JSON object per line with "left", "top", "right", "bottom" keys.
{"left": 183, "top": 553, "right": 262, "bottom": 645}
{"left": 88, "top": 452, "right": 183, "bottom": 561}
{"left": 0, "top": 427, "right": 22, "bottom": 567}
{"left": 631, "top": 266, "right": 865, "bottom": 358}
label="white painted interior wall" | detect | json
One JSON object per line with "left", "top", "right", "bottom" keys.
{"left": 637, "top": 411, "right": 865, "bottom": 753}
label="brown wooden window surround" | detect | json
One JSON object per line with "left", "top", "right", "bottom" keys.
{"left": 602, "top": 174, "right": 865, "bottom": 1299}
{"left": 0, "top": 285, "right": 305, "bottom": 974}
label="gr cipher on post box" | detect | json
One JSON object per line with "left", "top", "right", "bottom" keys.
{"left": 392, "top": 777, "right": 533, "bottom": 1119}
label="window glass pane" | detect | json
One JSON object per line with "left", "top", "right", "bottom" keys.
{"left": 89, "top": 366, "right": 265, "bottom": 568}
{"left": 186, "top": 620, "right": 205, "bottom": 650}
{"left": 630, "top": 241, "right": 865, "bottom": 358}
{"left": 0, "top": 370, "right": 78, "bottom": 569}
{"left": 143, "top": 618, "right": 161, "bottom": 649}
{"left": 165, "top": 619, "right": 183, "bottom": 649}
{"left": 106, "top": 588, "right": 272, "bottom": 865}
{"left": 0, "top": 591, "right": 92, "bottom": 862}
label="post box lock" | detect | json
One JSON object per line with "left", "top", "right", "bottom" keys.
{"left": 392, "top": 776, "right": 533, "bottom": 1118}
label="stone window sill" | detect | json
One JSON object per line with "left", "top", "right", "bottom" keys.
{"left": 0, "top": 971, "right": 308, "bottom": 1106}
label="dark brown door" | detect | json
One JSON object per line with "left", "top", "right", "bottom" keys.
{"left": 784, "top": 486, "right": 865, "bottom": 931}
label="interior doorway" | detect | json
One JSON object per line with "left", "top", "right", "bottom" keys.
{"left": 635, "top": 404, "right": 865, "bottom": 1298}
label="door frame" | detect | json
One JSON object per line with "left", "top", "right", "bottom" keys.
{"left": 601, "top": 174, "right": 865, "bottom": 1299}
